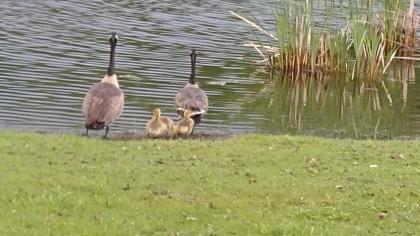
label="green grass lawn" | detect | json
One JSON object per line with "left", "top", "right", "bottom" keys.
{"left": 0, "top": 132, "right": 419, "bottom": 235}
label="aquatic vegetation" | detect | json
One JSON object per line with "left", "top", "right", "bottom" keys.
{"left": 231, "top": 0, "right": 419, "bottom": 80}
{"left": 233, "top": 0, "right": 418, "bottom": 138}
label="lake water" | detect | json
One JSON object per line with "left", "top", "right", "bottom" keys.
{"left": 0, "top": 0, "right": 419, "bottom": 139}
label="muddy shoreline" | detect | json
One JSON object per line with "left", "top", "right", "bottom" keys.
{"left": 111, "top": 131, "right": 234, "bottom": 141}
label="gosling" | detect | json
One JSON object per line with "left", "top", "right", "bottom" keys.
{"left": 175, "top": 109, "right": 194, "bottom": 137}
{"left": 145, "top": 108, "right": 175, "bottom": 138}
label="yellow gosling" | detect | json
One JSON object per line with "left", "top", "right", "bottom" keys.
{"left": 175, "top": 109, "right": 194, "bottom": 136}
{"left": 145, "top": 108, "right": 175, "bottom": 138}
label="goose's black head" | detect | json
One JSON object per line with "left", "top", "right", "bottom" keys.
{"left": 190, "top": 49, "right": 197, "bottom": 61}
{"left": 109, "top": 32, "right": 118, "bottom": 45}
{"left": 188, "top": 49, "right": 198, "bottom": 84}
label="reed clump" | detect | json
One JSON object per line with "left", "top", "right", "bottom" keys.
{"left": 230, "top": 0, "right": 419, "bottom": 80}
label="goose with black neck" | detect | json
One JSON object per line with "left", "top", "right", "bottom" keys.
{"left": 82, "top": 33, "right": 124, "bottom": 138}
{"left": 174, "top": 49, "right": 208, "bottom": 133}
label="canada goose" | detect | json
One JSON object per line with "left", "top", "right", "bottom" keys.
{"left": 145, "top": 108, "right": 175, "bottom": 138}
{"left": 82, "top": 32, "right": 124, "bottom": 138}
{"left": 174, "top": 49, "right": 208, "bottom": 132}
{"left": 175, "top": 109, "right": 194, "bottom": 136}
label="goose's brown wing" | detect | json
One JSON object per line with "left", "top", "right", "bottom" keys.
{"left": 174, "top": 87, "right": 208, "bottom": 114}
{"left": 82, "top": 83, "right": 124, "bottom": 125}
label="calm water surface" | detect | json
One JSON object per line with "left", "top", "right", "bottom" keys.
{"left": 0, "top": 0, "right": 419, "bottom": 139}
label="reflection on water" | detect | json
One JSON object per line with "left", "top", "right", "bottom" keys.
{"left": 248, "top": 62, "right": 419, "bottom": 139}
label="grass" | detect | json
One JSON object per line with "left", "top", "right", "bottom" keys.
{"left": 0, "top": 131, "right": 419, "bottom": 235}
{"left": 231, "top": 0, "right": 419, "bottom": 80}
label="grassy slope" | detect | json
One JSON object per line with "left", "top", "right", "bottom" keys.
{"left": 0, "top": 132, "right": 419, "bottom": 235}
